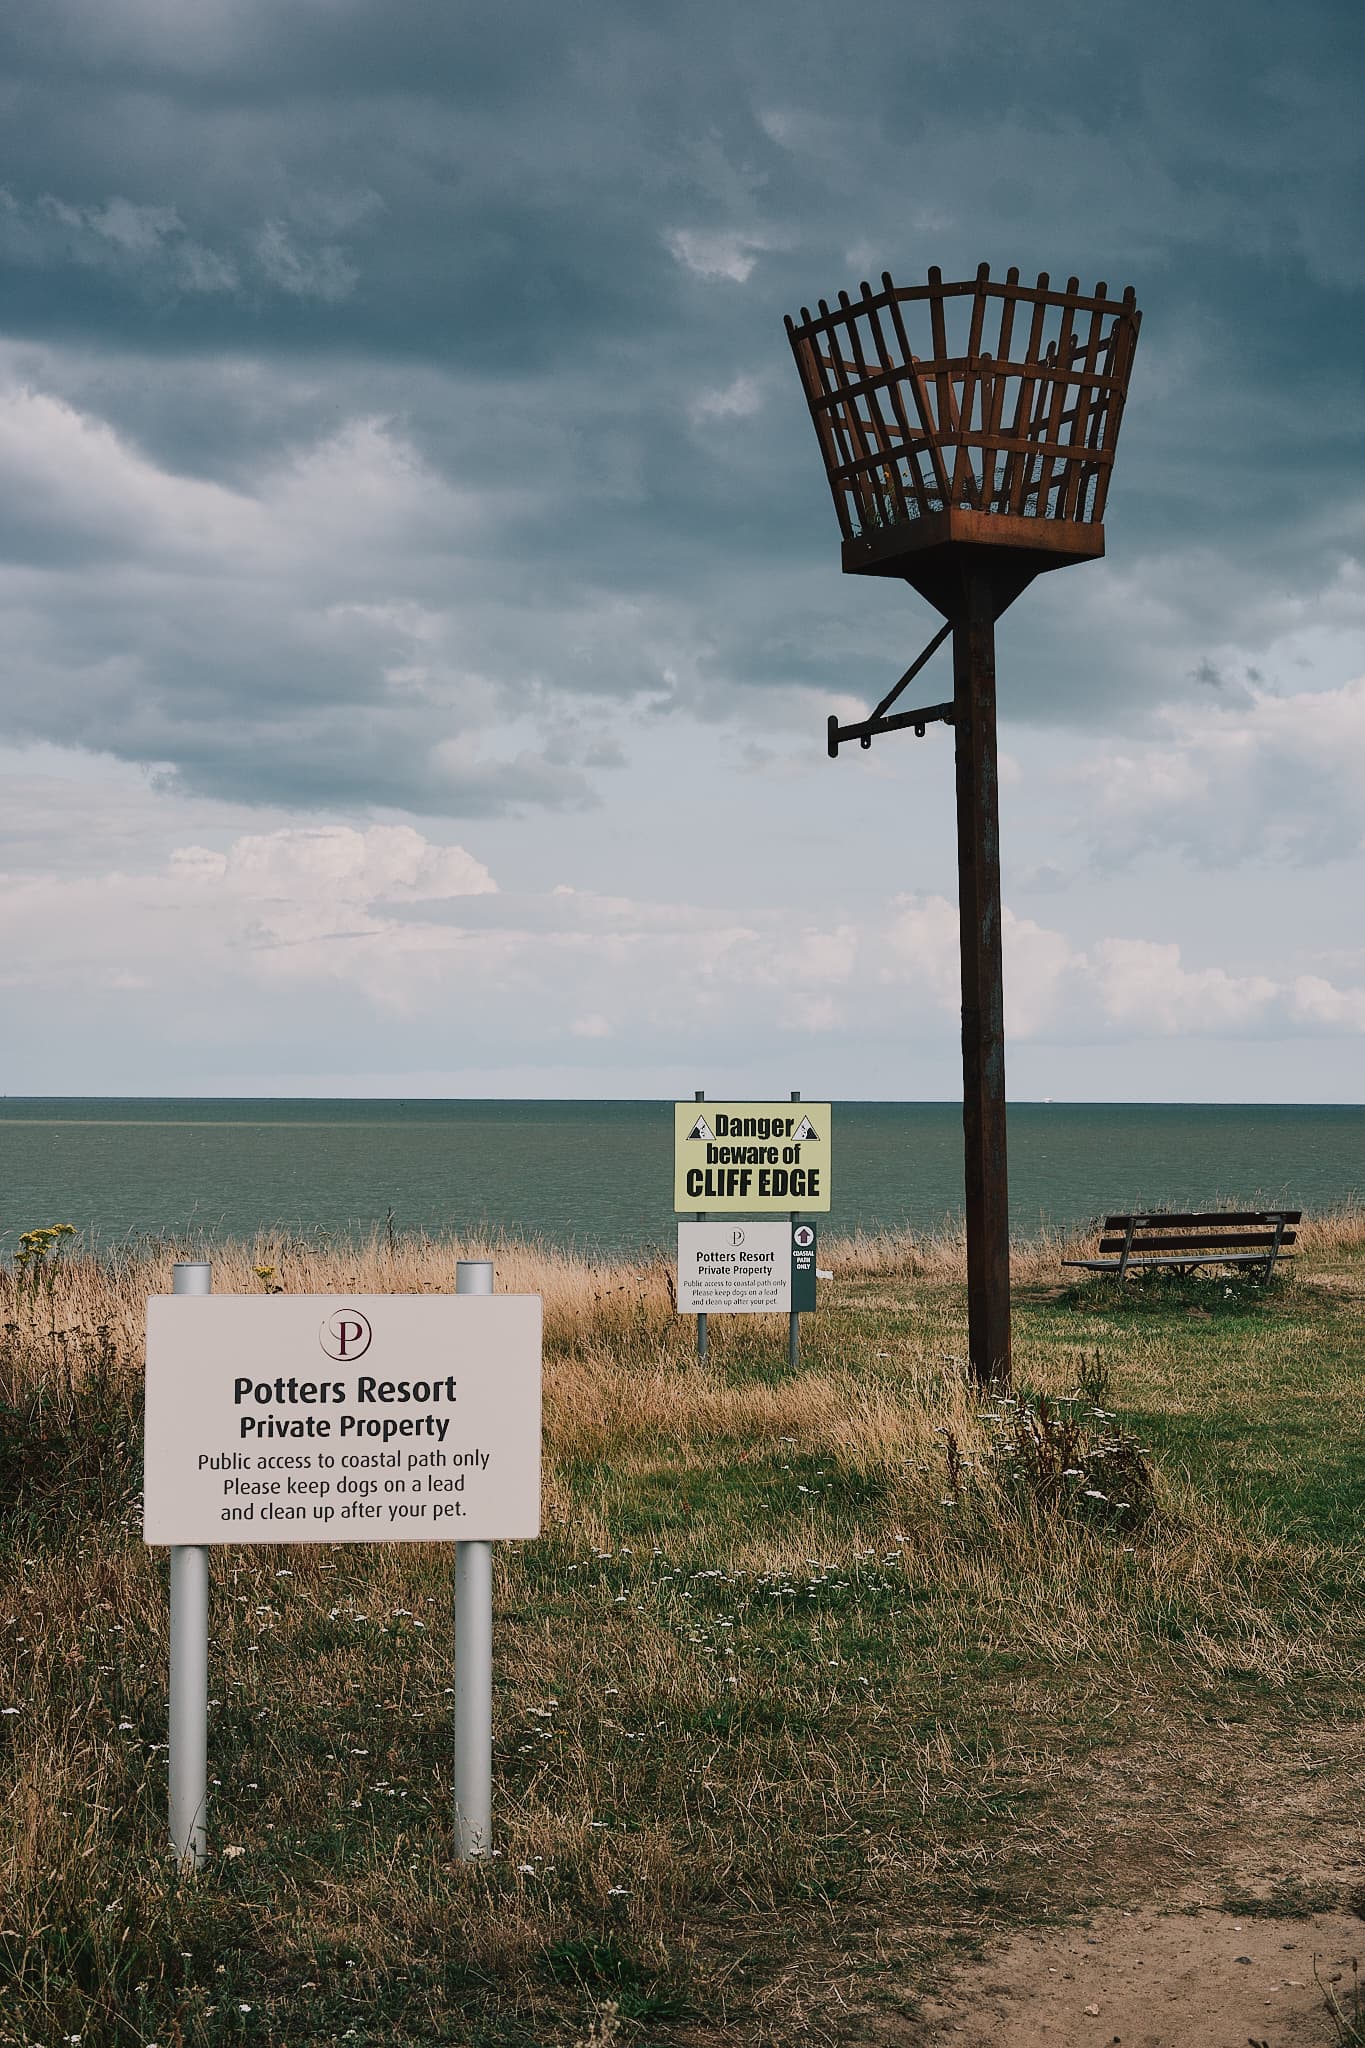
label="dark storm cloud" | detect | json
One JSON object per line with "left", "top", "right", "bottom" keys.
{"left": 0, "top": 0, "right": 1361, "bottom": 810}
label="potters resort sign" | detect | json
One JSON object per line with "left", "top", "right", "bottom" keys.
{"left": 144, "top": 1293, "right": 541, "bottom": 1545}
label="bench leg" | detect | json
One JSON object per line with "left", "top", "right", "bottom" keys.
{"left": 1116, "top": 1217, "right": 1137, "bottom": 1281}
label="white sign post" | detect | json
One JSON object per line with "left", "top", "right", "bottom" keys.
{"left": 453, "top": 1257, "right": 495, "bottom": 1859}
{"left": 146, "top": 1270, "right": 540, "bottom": 1865}
{"left": 168, "top": 1260, "right": 211, "bottom": 1869}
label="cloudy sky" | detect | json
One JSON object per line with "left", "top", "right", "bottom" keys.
{"left": 1, "top": 0, "right": 1361, "bottom": 1101}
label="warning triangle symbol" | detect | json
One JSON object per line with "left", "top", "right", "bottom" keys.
{"left": 687, "top": 1116, "right": 714, "bottom": 1141}
{"left": 792, "top": 1116, "right": 819, "bottom": 1142}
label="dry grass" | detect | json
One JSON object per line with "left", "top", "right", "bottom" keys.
{"left": 827, "top": 1218, "right": 1086, "bottom": 1286}
{"left": 1, "top": 1212, "right": 1362, "bottom": 2044}
{"left": 3, "top": 1230, "right": 679, "bottom": 1375}
{"left": 11, "top": 1198, "right": 1363, "bottom": 1374}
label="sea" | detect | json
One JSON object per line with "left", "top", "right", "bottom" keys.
{"left": 2, "top": 1099, "right": 1360, "bottom": 1259}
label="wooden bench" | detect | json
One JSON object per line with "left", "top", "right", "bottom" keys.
{"left": 1063, "top": 1209, "right": 1300, "bottom": 1281}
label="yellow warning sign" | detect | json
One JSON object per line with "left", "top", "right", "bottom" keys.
{"left": 674, "top": 1101, "right": 832, "bottom": 1213}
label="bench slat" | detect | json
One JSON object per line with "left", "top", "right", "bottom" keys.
{"left": 1096, "top": 1230, "right": 1297, "bottom": 1255}
{"left": 1064, "top": 1250, "right": 1296, "bottom": 1272}
{"left": 1102, "top": 1210, "right": 1300, "bottom": 1230}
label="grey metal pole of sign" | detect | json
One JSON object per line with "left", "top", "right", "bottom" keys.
{"left": 694, "top": 1088, "right": 708, "bottom": 1362}
{"left": 788, "top": 1090, "right": 801, "bottom": 1371}
{"left": 453, "top": 1259, "right": 494, "bottom": 1859}
{"left": 168, "top": 1259, "right": 211, "bottom": 1869}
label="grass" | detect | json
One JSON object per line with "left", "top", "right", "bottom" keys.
{"left": 1, "top": 1212, "right": 1363, "bottom": 2045}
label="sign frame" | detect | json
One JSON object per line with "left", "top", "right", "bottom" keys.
{"left": 676, "top": 1221, "right": 821, "bottom": 1315}
{"left": 678, "top": 1221, "right": 792, "bottom": 1314}
{"left": 144, "top": 1292, "right": 542, "bottom": 1548}
{"left": 673, "top": 1099, "right": 832, "bottom": 1213}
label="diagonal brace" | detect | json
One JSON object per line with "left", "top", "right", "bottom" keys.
{"left": 827, "top": 619, "right": 954, "bottom": 756}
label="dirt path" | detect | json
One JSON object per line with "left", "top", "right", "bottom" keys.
{"left": 914, "top": 1901, "right": 1360, "bottom": 2045}
{"left": 902, "top": 1722, "right": 1364, "bottom": 2047}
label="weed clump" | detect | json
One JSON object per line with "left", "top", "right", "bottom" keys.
{"left": 545, "top": 1936, "right": 688, "bottom": 2023}
{"left": 0, "top": 1324, "right": 140, "bottom": 1526}
{"left": 938, "top": 1355, "right": 1156, "bottom": 1540}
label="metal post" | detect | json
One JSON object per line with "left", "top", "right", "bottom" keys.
{"left": 694, "top": 1088, "right": 708, "bottom": 1362}
{"left": 168, "top": 1259, "right": 211, "bottom": 1869}
{"left": 453, "top": 1258, "right": 494, "bottom": 1858}
{"left": 952, "top": 570, "right": 1012, "bottom": 1391}
{"left": 788, "top": 1088, "right": 801, "bottom": 1372}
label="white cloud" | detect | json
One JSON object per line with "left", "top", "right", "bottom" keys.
{"left": 1091, "top": 939, "right": 1278, "bottom": 1034}
{"left": 885, "top": 894, "right": 959, "bottom": 1006}
{"left": 663, "top": 228, "right": 770, "bottom": 284}
{"left": 0, "top": 822, "right": 494, "bottom": 1000}
{"left": 2, "top": 784, "right": 1363, "bottom": 1090}
{"left": 883, "top": 894, "right": 1362, "bottom": 1044}
{"left": 0, "top": 379, "right": 258, "bottom": 554}
{"left": 1076, "top": 675, "right": 1365, "bottom": 864}
{"left": 0, "top": 366, "right": 595, "bottom": 812}
{"left": 1002, "top": 913, "right": 1081, "bottom": 1038}
{"left": 688, "top": 374, "right": 765, "bottom": 424}
{"left": 1288, "top": 975, "right": 1365, "bottom": 1032}
{"left": 251, "top": 219, "right": 358, "bottom": 303}
{"left": 184, "top": 823, "right": 496, "bottom": 906}
{"left": 0, "top": 187, "right": 373, "bottom": 302}
{"left": 0, "top": 188, "right": 240, "bottom": 294}
{"left": 779, "top": 992, "right": 841, "bottom": 1034}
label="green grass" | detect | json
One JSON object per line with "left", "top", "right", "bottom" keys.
{"left": 2, "top": 1225, "right": 1363, "bottom": 2044}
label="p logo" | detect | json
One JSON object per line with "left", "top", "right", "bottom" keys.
{"left": 319, "top": 1308, "right": 373, "bottom": 1362}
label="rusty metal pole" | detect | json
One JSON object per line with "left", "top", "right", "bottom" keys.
{"left": 785, "top": 266, "right": 1142, "bottom": 1392}
{"left": 952, "top": 567, "right": 1011, "bottom": 1391}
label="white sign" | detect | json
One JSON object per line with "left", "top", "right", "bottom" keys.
{"left": 678, "top": 1222, "right": 792, "bottom": 1313}
{"left": 144, "top": 1294, "right": 541, "bottom": 1546}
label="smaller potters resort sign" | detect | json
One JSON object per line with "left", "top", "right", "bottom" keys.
{"left": 677, "top": 1221, "right": 819, "bottom": 1314}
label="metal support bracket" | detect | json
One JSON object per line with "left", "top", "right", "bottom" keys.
{"left": 827, "top": 620, "right": 954, "bottom": 756}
